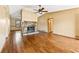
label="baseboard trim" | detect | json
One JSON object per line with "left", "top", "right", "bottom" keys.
{"left": 37, "top": 30, "right": 47, "bottom": 33}
{"left": 38, "top": 31, "right": 78, "bottom": 40}
{"left": 53, "top": 33, "right": 76, "bottom": 40}
{"left": 75, "top": 36, "right": 79, "bottom": 40}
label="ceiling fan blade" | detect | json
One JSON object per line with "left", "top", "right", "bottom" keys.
{"left": 34, "top": 11, "right": 42, "bottom": 14}
{"left": 39, "top": 8, "right": 44, "bottom": 12}
{"left": 42, "top": 11, "right": 48, "bottom": 12}
{"left": 41, "top": 8, "right": 44, "bottom": 11}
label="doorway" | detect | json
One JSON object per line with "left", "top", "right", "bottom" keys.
{"left": 47, "top": 18, "right": 53, "bottom": 33}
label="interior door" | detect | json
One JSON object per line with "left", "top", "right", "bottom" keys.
{"left": 47, "top": 18, "right": 53, "bottom": 33}
{"left": 76, "top": 14, "right": 79, "bottom": 39}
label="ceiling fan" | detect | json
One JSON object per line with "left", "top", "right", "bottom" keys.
{"left": 34, "top": 5, "right": 48, "bottom": 14}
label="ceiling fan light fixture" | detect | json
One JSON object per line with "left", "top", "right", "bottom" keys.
{"left": 34, "top": 5, "right": 48, "bottom": 14}
{"left": 39, "top": 12, "right": 42, "bottom": 14}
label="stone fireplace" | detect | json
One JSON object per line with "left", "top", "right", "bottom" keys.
{"left": 22, "top": 21, "right": 38, "bottom": 35}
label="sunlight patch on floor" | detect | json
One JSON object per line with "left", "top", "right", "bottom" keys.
{"left": 14, "top": 31, "right": 22, "bottom": 44}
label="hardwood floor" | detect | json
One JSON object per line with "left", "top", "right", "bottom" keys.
{"left": 1, "top": 31, "right": 79, "bottom": 53}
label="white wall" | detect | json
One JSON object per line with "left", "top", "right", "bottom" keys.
{"left": 38, "top": 16, "right": 47, "bottom": 32}
{"left": 22, "top": 8, "right": 38, "bottom": 22}
{"left": 52, "top": 10, "right": 75, "bottom": 38}
{"left": 38, "top": 13, "right": 51, "bottom": 32}
{"left": 38, "top": 9, "right": 76, "bottom": 38}
{"left": 9, "top": 5, "right": 24, "bottom": 17}
{"left": 0, "top": 6, "right": 10, "bottom": 52}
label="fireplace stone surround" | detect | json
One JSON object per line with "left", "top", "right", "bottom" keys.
{"left": 21, "top": 21, "right": 38, "bottom": 35}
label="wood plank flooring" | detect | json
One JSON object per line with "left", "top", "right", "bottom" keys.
{"left": 1, "top": 31, "right": 79, "bottom": 53}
